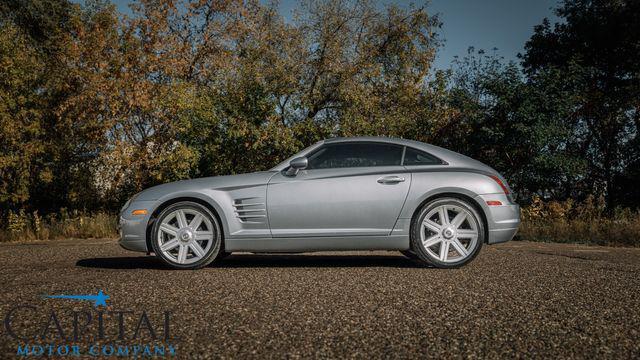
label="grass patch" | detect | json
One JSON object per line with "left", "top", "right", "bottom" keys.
{"left": 517, "top": 196, "right": 640, "bottom": 247}
{"left": 518, "top": 217, "right": 640, "bottom": 247}
{"left": 0, "top": 209, "right": 117, "bottom": 242}
{"left": 1, "top": 196, "right": 639, "bottom": 246}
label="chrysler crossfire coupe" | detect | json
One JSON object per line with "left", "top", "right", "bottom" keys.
{"left": 119, "top": 137, "right": 520, "bottom": 269}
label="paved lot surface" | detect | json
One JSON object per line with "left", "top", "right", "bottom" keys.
{"left": 0, "top": 239, "right": 639, "bottom": 359}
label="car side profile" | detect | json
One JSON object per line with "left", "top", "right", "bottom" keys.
{"left": 118, "top": 137, "right": 520, "bottom": 269}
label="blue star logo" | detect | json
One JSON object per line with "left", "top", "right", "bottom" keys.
{"left": 44, "top": 290, "right": 110, "bottom": 307}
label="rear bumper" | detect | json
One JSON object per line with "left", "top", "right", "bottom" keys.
{"left": 488, "top": 227, "right": 519, "bottom": 244}
{"left": 475, "top": 194, "right": 520, "bottom": 244}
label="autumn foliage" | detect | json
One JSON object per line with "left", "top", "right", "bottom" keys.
{"left": 1, "top": 0, "right": 452, "bottom": 212}
{"left": 1, "top": 0, "right": 640, "bottom": 246}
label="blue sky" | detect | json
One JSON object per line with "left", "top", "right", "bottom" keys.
{"left": 105, "top": 0, "right": 560, "bottom": 69}
{"left": 427, "top": 0, "right": 560, "bottom": 68}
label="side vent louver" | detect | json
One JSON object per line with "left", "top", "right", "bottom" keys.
{"left": 233, "top": 198, "right": 266, "bottom": 224}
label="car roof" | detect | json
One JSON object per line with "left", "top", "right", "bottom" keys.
{"left": 324, "top": 136, "right": 427, "bottom": 148}
{"left": 322, "top": 136, "right": 453, "bottom": 161}
{"left": 271, "top": 136, "right": 497, "bottom": 174}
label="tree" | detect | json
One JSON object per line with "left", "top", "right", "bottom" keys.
{"left": 522, "top": 0, "right": 640, "bottom": 207}
{"left": 0, "top": 23, "right": 46, "bottom": 209}
{"left": 445, "top": 49, "right": 585, "bottom": 202}
{"left": 1, "top": 0, "right": 449, "bottom": 213}
{"left": 161, "top": 0, "right": 448, "bottom": 175}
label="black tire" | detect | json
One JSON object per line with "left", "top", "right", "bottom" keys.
{"left": 410, "top": 197, "right": 484, "bottom": 268}
{"left": 400, "top": 250, "right": 420, "bottom": 260}
{"left": 150, "top": 201, "right": 223, "bottom": 269}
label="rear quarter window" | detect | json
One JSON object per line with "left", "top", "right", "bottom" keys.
{"left": 403, "top": 147, "right": 443, "bottom": 165}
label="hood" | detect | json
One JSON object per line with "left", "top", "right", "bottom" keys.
{"left": 135, "top": 171, "right": 277, "bottom": 201}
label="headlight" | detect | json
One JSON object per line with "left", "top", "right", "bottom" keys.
{"left": 120, "top": 192, "right": 140, "bottom": 214}
{"left": 120, "top": 199, "right": 131, "bottom": 214}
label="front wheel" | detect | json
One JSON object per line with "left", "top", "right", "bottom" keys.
{"left": 410, "top": 197, "right": 484, "bottom": 268}
{"left": 399, "top": 250, "right": 420, "bottom": 260}
{"left": 150, "top": 202, "right": 223, "bottom": 269}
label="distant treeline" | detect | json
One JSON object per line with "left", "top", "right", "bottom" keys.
{"left": 1, "top": 0, "right": 639, "bottom": 215}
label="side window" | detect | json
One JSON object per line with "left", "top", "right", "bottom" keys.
{"left": 403, "top": 147, "right": 442, "bottom": 166}
{"left": 307, "top": 143, "right": 403, "bottom": 169}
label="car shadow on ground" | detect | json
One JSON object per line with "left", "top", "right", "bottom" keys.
{"left": 76, "top": 254, "right": 429, "bottom": 270}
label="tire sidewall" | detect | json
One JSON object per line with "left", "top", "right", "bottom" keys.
{"left": 151, "top": 201, "right": 222, "bottom": 269}
{"left": 400, "top": 250, "right": 420, "bottom": 260}
{"left": 410, "top": 197, "right": 485, "bottom": 268}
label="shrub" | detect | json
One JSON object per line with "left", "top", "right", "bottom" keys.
{"left": 518, "top": 195, "right": 640, "bottom": 247}
{"left": 0, "top": 210, "right": 117, "bottom": 242}
{"left": 1, "top": 198, "right": 639, "bottom": 247}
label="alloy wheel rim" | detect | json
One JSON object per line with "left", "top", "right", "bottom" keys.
{"left": 157, "top": 208, "right": 215, "bottom": 264}
{"left": 420, "top": 204, "right": 478, "bottom": 263}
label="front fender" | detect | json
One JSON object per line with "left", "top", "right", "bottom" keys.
{"left": 119, "top": 191, "right": 231, "bottom": 254}
{"left": 151, "top": 191, "right": 231, "bottom": 238}
{"left": 148, "top": 183, "right": 271, "bottom": 241}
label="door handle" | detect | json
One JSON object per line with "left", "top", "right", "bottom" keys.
{"left": 377, "top": 176, "right": 405, "bottom": 184}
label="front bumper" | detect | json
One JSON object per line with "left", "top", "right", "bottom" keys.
{"left": 475, "top": 194, "right": 520, "bottom": 244}
{"left": 118, "top": 200, "right": 157, "bottom": 253}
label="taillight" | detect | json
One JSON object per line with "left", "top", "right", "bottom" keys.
{"left": 488, "top": 175, "right": 510, "bottom": 195}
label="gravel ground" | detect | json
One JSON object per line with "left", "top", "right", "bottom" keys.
{"left": 0, "top": 239, "right": 639, "bottom": 359}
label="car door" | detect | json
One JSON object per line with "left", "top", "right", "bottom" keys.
{"left": 266, "top": 142, "right": 411, "bottom": 238}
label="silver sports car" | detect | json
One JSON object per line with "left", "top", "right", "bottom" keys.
{"left": 119, "top": 137, "right": 520, "bottom": 269}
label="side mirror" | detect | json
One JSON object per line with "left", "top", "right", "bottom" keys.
{"left": 285, "top": 157, "right": 308, "bottom": 176}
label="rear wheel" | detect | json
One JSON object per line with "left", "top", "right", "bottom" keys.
{"left": 151, "top": 202, "right": 222, "bottom": 269}
{"left": 410, "top": 197, "right": 484, "bottom": 268}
